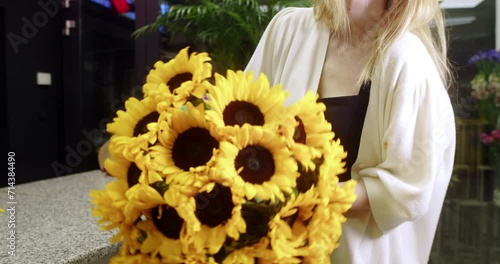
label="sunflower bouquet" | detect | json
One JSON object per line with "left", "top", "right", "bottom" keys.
{"left": 90, "top": 47, "right": 357, "bottom": 264}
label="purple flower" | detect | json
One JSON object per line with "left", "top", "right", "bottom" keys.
{"left": 486, "top": 49, "right": 500, "bottom": 62}
{"left": 468, "top": 49, "right": 500, "bottom": 65}
{"left": 468, "top": 53, "right": 482, "bottom": 65}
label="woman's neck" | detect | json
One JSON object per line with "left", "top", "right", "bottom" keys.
{"left": 347, "top": 0, "right": 387, "bottom": 37}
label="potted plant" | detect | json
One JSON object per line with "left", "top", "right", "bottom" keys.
{"left": 133, "top": 0, "right": 311, "bottom": 73}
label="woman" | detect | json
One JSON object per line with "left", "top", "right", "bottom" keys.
{"left": 245, "top": 0, "right": 456, "bottom": 263}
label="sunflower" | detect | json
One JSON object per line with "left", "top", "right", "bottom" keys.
{"left": 110, "top": 255, "right": 160, "bottom": 264}
{"left": 293, "top": 137, "right": 346, "bottom": 196}
{"left": 135, "top": 218, "right": 188, "bottom": 263}
{"left": 221, "top": 251, "right": 254, "bottom": 264}
{"left": 108, "top": 129, "right": 158, "bottom": 163}
{"left": 107, "top": 97, "right": 160, "bottom": 138}
{"left": 304, "top": 140, "right": 354, "bottom": 254}
{"left": 137, "top": 166, "right": 166, "bottom": 186}
{"left": 122, "top": 183, "right": 167, "bottom": 225}
{"left": 154, "top": 80, "right": 212, "bottom": 112}
{"left": 306, "top": 205, "right": 346, "bottom": 259}
{"left": 123, "top": 181, "right": 209, "bottom": 263}
{"left": 90, "top": 180, "right": 142, "bottom": 251}
{"left": 316, "top": 139, "right": 348, "bottom": 199}
{"left": 267, "top": 189, "right": 320, "bottom": 262}
{"left": 283, "top": 91, "right": 335, "bottom": 169}
{"left": 224, "top": 238, "right": 276, "bottom": 264}
{"left": 162, "top": 182, "right": 202, "bottom": 236}
{"left": 306, "top": 180, "right": 356, "bottom": 258}
{"left": 110, "top": 246, "right": 162, "bottom": 264}
{"left": 106, "top": 135, "right": 155, "bottom": 185}
{"left": 205, "top": 70, "right": 291, "bottom": 131}
{"left": 213, "top": 124, "right": 298, "bottom": 202}
{"left": 147, "top": 103, "right": 222, "bottom": 185}
{"left": 90, "top": 180, "right": 128, "bottom": 231}
{"left": 143, "top": 47, "right": 212, "bottom": 106}
{"left": 325, "top": 179, "right": 357, "bottom": 215}
{"left": 117, "top": 224, "right": 144, "bottom": 255}
{"left": 104, "top": 155, "right": 146, "bottom": 188}
{"left": 286, "top": 91, "right": 334, "bottom": 148}
{"left": 301, "top": 254, "right": 331, "bottom": 264}
{"left": 105, "top": 96, "right": 159, "bottom": 168}
{"left": 187, "top": 181, "right": 247, "bottom": 256}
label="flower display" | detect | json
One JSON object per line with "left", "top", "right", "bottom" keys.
{"left": 469, "top": 49, "right": 500, "bottom": 128}
{"left": 469, "top": 49, "right": 500, "bottom": 163}
{"left": 90, "top": 47, "right": 356, "bottom": 263}
{"left": 480, "top": 129, "right": 500, "bottom": 154}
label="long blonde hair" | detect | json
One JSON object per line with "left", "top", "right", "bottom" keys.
{"left": 313, "top": 0, "right": 451, "bottom": 88}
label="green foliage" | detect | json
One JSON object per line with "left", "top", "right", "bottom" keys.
{"left": 133, "top": 0, "right": 312, "bottom": 73}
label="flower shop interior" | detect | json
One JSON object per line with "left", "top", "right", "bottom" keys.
{"left": 1, "top": 0, "right": 500, "bottom": 263}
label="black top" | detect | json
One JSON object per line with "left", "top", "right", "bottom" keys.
{"left": 318, "top": 82, "right": 371, "bottom": 182}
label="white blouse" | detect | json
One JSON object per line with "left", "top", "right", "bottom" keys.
{"left": 245, "top": 7, "right": 456, "bottom": 264}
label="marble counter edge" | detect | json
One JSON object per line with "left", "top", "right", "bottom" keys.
{"left": 0, "top": 170, "right": 120, "bottom": 264}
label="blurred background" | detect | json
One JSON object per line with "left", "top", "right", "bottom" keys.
{"left": 1, "top": 0, "right": 500, "bottom": 262}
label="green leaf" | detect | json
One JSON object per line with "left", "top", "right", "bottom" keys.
{"left": 151, "top": 181, "right": 169, "bottom": 196}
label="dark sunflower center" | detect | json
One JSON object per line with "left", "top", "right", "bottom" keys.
{"left": 235, "top": 145, "right": 275, "bottom": 184}
{"left": 284, "top": 211, "right": 299, "bottom": 228}
{"left": 223, "top": 101, "right": 264, "bottom": 126}
{"left": 127, "top": 162, "right": 141, "bottom": 188}
{"left": 167, "top": 72, "right": 193, "bottom": 93}
{"left": 172, "top": 127, "right": 219, "bottom": 171}
{"left": 212, "top": 201, "right": 277, "bottom": 262}
{"left": 133, "top": 112, "right": 160, "bottom": 137}
{"left": 236, "top": 202, "right": 275, "bottom": 248}
{"left": 296, "top": 159, "right": 321, "bottom": 193}
{"left": 195, "top": 183, "right": 234, "bottom": 227}
{"left": 152, "top": 205, "right": 184, "bottom": 239}
{"left": 293, "top": 117, "right": 306, "bottom": 144}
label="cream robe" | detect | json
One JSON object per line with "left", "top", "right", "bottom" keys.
{"left": 245, "top": 7, "right": 456, "bottom": 264}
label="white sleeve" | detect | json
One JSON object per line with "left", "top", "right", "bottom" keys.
{"left": 359, "top": 64, "right": 456, "bottom": 232}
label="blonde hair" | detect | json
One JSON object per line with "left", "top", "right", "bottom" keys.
{"left": 313, "top": 0, "right": 451, "bottom": 88}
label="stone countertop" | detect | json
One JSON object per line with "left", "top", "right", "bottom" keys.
{"left": 0, "top": 170, "right": 120, "bottom": 264}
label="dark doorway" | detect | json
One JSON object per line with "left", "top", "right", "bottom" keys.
{"left": 1, "top": 0, "right": 156, "bottom": 186}
{"left": 59, "top": 0, "right": 139, "bottom": 177}
{"left": 2, "top": 1, "right": 63, "bottom": 186}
